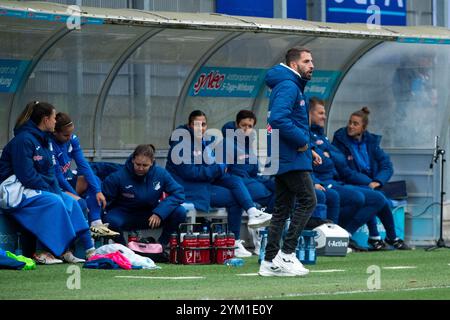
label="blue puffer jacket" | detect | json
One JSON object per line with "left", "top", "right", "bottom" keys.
{"left": 0, "top": 120, "right": 61, "bottom": 194}
{"left": 310, "top": 125, "right": 372, "bottom": 186}
{"left": 165, "top": 124, "right": 226, "bottom": 212}
{"left": 221, "top": 121, "right": 258, "bottom": 179}
{"left": 332, "top": 128, "right": 393, "bottom": 186}
{"left": 102, "top": 157, "right": 185, "bottom": 220}
{"left": 51, "top": 134, "right": 101, "bottom": 195}
{"left": 266, "top": 63, "right": 312, "bottom": 175}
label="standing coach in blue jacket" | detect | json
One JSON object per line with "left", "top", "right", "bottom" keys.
{"left": 332, "top": 107, "right": 410, "bottom": 250}
{"left": 259, "top": 47, "right": 317, "bottom": 277}
{"left": 102, "top": 144, "right": 186, "bottom": 246}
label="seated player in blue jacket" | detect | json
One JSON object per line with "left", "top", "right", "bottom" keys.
{"left": 51, "top": 112, "right": 119, "bottom": 238}
{"left": 221, "top": 110, "right": 275, "bottom": 214}
{"left": 0, "top": 101, "right": 95, "bottom": 264}
{"left": 102, "top": 144, "right": 187, "bottom": 246}
{"left": 309, "top": 97, "right": 394, "bottom": 251}
{"left": 332, "top": 107, "right": 410, "bottom": 250}
{"left": 166, "top": 110, "right": 272, "bottom": 258}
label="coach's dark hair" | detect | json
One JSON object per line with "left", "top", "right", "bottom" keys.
{"left": 285, "top": 47, "right": 311, "bottom": 66}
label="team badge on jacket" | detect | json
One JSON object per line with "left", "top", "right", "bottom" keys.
{"left": 153, "top": 181, "right": 161, "bottom": 191}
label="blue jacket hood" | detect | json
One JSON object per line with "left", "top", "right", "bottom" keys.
{"left": 265, "top": 64, "right": 308, "bottom": 92}
{"left": 14, "top": 120, "right": 50, "bottom": 147}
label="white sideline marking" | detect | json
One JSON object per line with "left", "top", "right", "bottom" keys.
{"left": 382, "top": 266, "right": 417, "bottom": 270}
{"left": 253, "top": 285, "right": 450, "bottom": 299}
{"left": 236, "top": 269, "right": 345, "bottom": 277}
{"left": 115, "top": 276, "right": 205, "bottom": 280}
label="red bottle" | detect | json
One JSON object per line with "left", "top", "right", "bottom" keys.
{"left": 169, "top": 233, "right": 178, "bottom": 264}
{"left": 197, "top": 227, "right": 211, "bottom": 264}
{"left": 182, "top": 232, "right": 198, "bottom": 264}
{"left": 225, "top": 232, "right": 235, "bottom": 260}
{"left": 214, "top": 232, "right": 227, "bottom": 264}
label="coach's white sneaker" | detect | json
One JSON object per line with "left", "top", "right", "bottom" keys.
{"left": 272, "top": 250, "right": 309, "bottom": 276}
{"left": 248, "top": 209, "right": 272, "bottom": 228}
{"left": 258, "top": 260, "right": 296, "bottom": 277}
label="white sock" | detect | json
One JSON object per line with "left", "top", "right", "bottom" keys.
{"left": 369, "top": 236, "right": 381, "bottom": 240}
{"left": 91, "top": 219, "right": 102, "bottom": 227}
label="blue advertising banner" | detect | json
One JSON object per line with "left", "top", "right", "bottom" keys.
{"left": 216, "top": 0, "right": 306, "bottom": 19}
{"left": 0, "top": 59, "right": 31, "bottom": 93}
{"left": 326, "top": 0, "right": 407, "bottom": 26}
{"left": 216, "top": 0, "right": 273, "bottom": 18}
{"left": 189, "top": 67, "right": 267, "bottom": 98}
{"left": 304, "top": 70, "right": 342, "bottom": 100}
{"left": 0, "top": 8, "right": 104, "bottom": 25}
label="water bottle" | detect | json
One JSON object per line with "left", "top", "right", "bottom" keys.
{"left": 197, "top": 227, "right": 211, "bottom": 264}
{"left": 258, "top": 229, "right": 268, "bottom": 264}
{"left": 169, "top": 233, "right": 178, "bottom": 264}
{"left": 213, "top": 232, "right": 227, "bottom": 264}
{"left": 305, "top": 232, "right": 317, "bottom": 265}
{"left": 15, "top": 232, "right": 22, "bottom": 256}
{"left": 182, "top": 232, "right": 198, "bottom": 264}
{"left": 296, "top": 236, "right": 306, "bottom": 263}
{"left": 225, "top": 231, "right": 235, "bottom": 260}
{"left": 224, "top": 257, "right": 244, "bottom": 267}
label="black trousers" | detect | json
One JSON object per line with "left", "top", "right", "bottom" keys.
{"left": 265, "top": 170, "right": 317, "bottom": 261}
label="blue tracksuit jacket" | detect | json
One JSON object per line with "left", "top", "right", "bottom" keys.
{"left": 265, "top": 63, "right": 312, "bottom": 175}
{"left": 51, "top": 134, "right": 101, "bottom": 194}
{"left": 102, "top": 157, "right": 185, "bottom": 220}
{"left": 165, "top": 124, "right": 226, "bottom": 212}
{"left": 0, "top": 120, "right": 61, "bottom": 194}
{"left": 310, "top": 125, "right": 372, "bottom": 186}
{"left": 332, "top": 128, "right": 393, "bottom": 186}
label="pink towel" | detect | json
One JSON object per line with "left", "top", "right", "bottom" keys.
{"left": 88, "top": 251, "right": 132, "bottom": 270}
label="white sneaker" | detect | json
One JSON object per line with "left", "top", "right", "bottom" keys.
{"left": 272, "top": 250, "right": 309, "bottom": 276}
{"left": 248, "top": 209, "right": 272, "bottom": 228}
{"left": 259, "top": 260, "right": 296, "bottom": 277}
{"left": 234, "top": 239, "right": 252, "bottom": 258}
{"left": 62, "top": 251, "right": 86, "bottom": 264}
